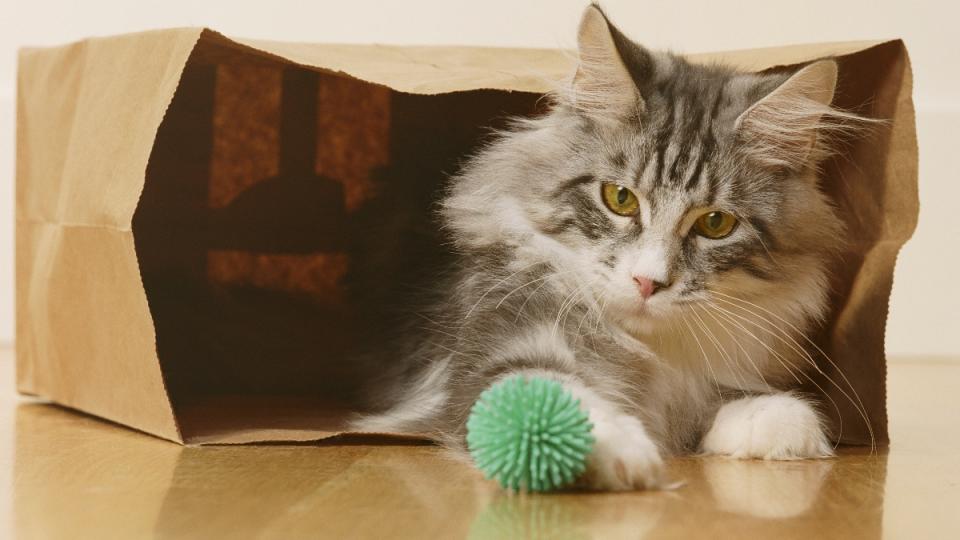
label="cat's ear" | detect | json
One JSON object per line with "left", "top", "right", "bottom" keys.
{"left": 570, "top": 4, "right": 644, "bottom": 120}
{"left": 735, "top": 60, "right": 840, "bottom": 171}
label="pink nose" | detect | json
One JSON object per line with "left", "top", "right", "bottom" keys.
{"left": 633, "top": 275, "right": 668, "bottom": 299}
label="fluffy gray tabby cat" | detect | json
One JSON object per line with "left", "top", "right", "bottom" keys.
{"left": 352, "top": 5, "right": 862, "bottom": 490}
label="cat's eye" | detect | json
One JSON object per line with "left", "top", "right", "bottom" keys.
{"left": 693, "top": 211, "right": 738, "bottom": 239}
{"left": 601, "top": 183, "right": 639, "bottom": 216}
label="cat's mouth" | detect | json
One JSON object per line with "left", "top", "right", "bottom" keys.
{"left": 594, "top": 280, "right": 685, "bottom": 334}
{"left": 630, "top": 300, "right": 653, "bottom": 316}
{"left": 613, "top": 300, "right": 661, "bottom": 328}
{"left": 630, "top": 294, "right": 670, "bottom": 315}
{"left": 608, "top": 294, "right": 689, "bottom": 335}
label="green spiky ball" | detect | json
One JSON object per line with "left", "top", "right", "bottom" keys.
{"left": 466, "top": 376, "right": 595, "bottom": 492}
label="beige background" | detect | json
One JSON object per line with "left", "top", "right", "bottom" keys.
{"left": 1, "top": 0, "right": 956, "bottom": 354}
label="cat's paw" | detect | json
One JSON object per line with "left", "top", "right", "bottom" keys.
{"left": 580, "top": 409, "right": 667, "bottom": 491}
{"left": 701, "top": 393, "right": 833, "bottom": 460}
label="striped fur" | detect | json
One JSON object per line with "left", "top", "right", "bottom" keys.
{"left": 350, "top": 5, "right": 861, "bottom": 490}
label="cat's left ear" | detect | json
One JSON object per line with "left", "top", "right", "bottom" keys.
{"left": 735, "top": 60, "right": 839, "bottom": 171}
{"left": 570, "top": 5, "right": 645, "bottom": 120}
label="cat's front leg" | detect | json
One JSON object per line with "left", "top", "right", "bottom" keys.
{"left": 498, "top": 370, "right": 667, "bottom": 491}
{"left": 700, "top": 393, "right": 833, "bottom": 460}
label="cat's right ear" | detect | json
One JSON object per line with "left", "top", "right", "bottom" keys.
{"left": 570, "top": 4, "right": 644, "bottom": 121}
{"left": 735, "top": 60, "right": 841, "bottom": 171}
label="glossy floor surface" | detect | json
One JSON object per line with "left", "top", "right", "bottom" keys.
{"left": 1, "top": 348, "right": 958, "bottom": 539}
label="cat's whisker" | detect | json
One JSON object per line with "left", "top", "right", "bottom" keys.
{"left": 462, "top": 260, "right": 546, "bottom": 320}
{"left": 495, "top": 268, "right": 580, "bottom": 311}
{"left": 589, "top": 294, "right": 614, "bottom": 352}
{"left": 679, "top": 308, "right": 723, "bottom": 400}
{"left": 711, "top": 295, "right": 838, "bottom": 380}
{"left": 705, "top": 302, "right": 804, "bottom": 385}
{"left": 707, "top": 288, "right": 870, "bottom": 441}
{"left": 689, "top": 304, "right": 750, "bottom": 392}
{"left": 411, "top": 311, "right": 494, "bottom": 351}
{"left": 705, "top": 300, "right": 847, "bottom": 449}
{"left": 494, "top": 274, "right": 552, "bottom": 310}
{"left": 665, "top": 315, "right": 683, "bottom": 352}
{"left": 574, "top": 284, "right": 609, "bottom": 345}
{"left": 512, "top": 270, "right": 577, "bottom": 324}
{"left": 431, "top": 340, "right": 482, "bottom": 360}
{"left": 552, "top": 283, "right": 586, "bottom": 335}
{"left": 593, "top": 294, "right": 610, "bottom": 336}
{"left": 697, "top": 304, "right": 771, "bottom": 391}
{"left": 552, "top": 276, "right": 602, "bottom": 338}
{"left": 706, "top": 292, "right": 872, "bottom": 450}
{"left": 710, "top": 308, "right": 848, "bottom": 451}
{"left": 573, "top": 293, "right": 599, "bottom": 344}
{"left": 420, "top": 325, "right": 482, "bottom": 350}
{"left": 711, "top": 288, "right": 872, "bottom": 433}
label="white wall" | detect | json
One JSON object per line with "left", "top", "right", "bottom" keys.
{"left": 2, "top": 0, "right": 957, "bottom": 354}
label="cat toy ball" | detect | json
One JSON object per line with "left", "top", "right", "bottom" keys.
{"left": 466, "top": 375, "right": 595, "bottom": 492}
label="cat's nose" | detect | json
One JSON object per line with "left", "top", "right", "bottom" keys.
{"left": 633, "top": 275, "right": 669, "bottom": 299}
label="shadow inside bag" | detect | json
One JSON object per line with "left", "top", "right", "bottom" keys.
{"left": 133, "top": 40, "right": 541, "bottom": 442}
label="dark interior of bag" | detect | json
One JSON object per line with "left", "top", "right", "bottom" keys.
{"left": 132, "top": 38, "right": 541, "bottom": 442}
{"left": 133, "top": 35, "right": 904, "bottom": 444}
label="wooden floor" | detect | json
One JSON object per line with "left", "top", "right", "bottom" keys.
{"left": 1, "top": 348, "right": 957, "bottom": 539}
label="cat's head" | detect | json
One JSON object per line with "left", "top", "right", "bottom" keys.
{"left": 443, "top": 5, "right": 851, "bottom": 339}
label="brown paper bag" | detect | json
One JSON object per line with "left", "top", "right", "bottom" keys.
{"left": 16, "top": 29, "right": 917, "bottom": 445}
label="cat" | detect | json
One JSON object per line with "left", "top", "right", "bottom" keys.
{"left": 350, "top": 4, "right": 864, "bottom": 491}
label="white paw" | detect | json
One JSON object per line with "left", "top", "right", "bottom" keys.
{"left": 581, "top": 409, "right": 666, "bottom": 491}
{"left": 522, "top": 374, "right": 667, "bottom": 491}
{"left": 701, "top": 393, "right": 833, "bottom": 460}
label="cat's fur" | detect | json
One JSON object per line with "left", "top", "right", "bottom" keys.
{"left": 351, "top": 5, "right": 860, "bottom": 490}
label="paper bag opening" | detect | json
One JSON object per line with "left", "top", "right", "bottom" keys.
{"left": 17, "top": 29, "right": 916, "bottom": 446}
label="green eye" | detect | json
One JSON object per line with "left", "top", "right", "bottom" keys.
{"left": 694, "top": 211, "right": 738, "bottom": 239}
{"left": 601, "top": 183, "right": 639, "bottom": 216}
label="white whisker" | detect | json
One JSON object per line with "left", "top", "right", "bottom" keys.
{"left": 679, "top": 309, "right": 722, "bottom": 399}
{"left": 706, "top": 300, "right": 847, "bottom": 449}
{"left": 462, "top": 260, "right": 545, "bottom": 320}
{"left": 689, "top": 305, "right": 749, "bottom": 391}
{"left": 710, "top": 289, "right": 872, "bottom": 444}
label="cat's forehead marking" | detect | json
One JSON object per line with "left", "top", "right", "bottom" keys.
{"left": 647, "top": 190, "right": 690, "bottom": 233}
{"left": 629, "top": 82, "right": 729, "bottom": 210}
